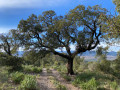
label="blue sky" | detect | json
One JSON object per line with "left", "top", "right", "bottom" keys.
{"left": 0, "top": 0, "right": 120, "bottom": 52}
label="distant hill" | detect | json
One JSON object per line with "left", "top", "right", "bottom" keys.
{"left": 80, "top": 51, "right": 117, "bottom": 61}
{"left": 17, "top": 50, "right": 117, "bottom": 60}
{"left": 80, "top": 51, "right": 117, "bottom": 56}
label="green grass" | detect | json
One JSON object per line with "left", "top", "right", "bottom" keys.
{"left": 72, "top": 71, "right": 120, "bottom": 90}
{"left": 23, "top": 65, "right": 42, "bottom": 73}
{"left": 49, "top": 76, "right": 67, "bottom": 90}
{"left": 11, "top": 72, "right": 25, "bottom": 84}
{"left": 0, "top": 66, "right": 19, "bottom": 89}
{"left": 19, "top": 75, "right": 37, "bottom": 90}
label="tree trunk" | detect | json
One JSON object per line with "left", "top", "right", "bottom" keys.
{"left": 67, "top": 58, "right": 74, "bottom": 75}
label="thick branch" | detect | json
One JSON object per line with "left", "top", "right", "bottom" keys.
{"left": 52, "top": 50, "right": 70, "bottom": 59}
{"left": 57, "top": 35, "right": 71, "bottom": 55}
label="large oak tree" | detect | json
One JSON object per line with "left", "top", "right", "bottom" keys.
{"left": 17, "top": 5, "right": 108, "bottom": 75}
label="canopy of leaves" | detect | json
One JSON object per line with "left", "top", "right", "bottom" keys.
{"left": 17, "top": 5, "right": 108, "bottom": 59}
{"left": 101, "top": 0, "right": 120, "bottom": 44}
{"left": 113, "top": 0, "right": 120, "bottom": 13}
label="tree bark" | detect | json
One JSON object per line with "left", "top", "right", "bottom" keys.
{"left": 67, "top": 58, "right": 74, "bottom": 75}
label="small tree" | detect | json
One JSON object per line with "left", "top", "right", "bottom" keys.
{"left": 17, "top": 5, "right": 108, "bottom": 75}
{"left": 23, "top": 49, "right": 49, "bottom": 66}
{"left": 96, "top": 46, "right": 109, "bottom": 61}
{"left": 0, "top": 30, "right": 19, "bottom": 56}
{"left": 0, "top": 30, "right": 23, "bottom": 71}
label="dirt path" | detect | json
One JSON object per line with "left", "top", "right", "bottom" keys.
{"left": 37, "top": 68, "right": 56, "bottom": 90}
{"left": 37, "top": 68, "right": 80, "bottom": 90}
{"left": 52, "top": 69, "right": 80, "bottom": 90}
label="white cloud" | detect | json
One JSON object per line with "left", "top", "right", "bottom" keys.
{"left": 0, "top": 27, "right": 16, "bottom": 33}
{"left": 55, "top": 44, "right": 76, "bottom": 52}
{"left": 0, "top": 0, "right": 69, "bottom": 8}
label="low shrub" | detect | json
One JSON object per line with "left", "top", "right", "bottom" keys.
{"left": 72, "top": 77, "right": 82, "bottom": 87}
{"left": 23, "top": 65, "right": 42, "bottom": 73}
{"left": 80, "top": 78, "right": 98, "bottom": 90}
{"left": 56, "top": 84, "right": 67, "bottom": 90}
{"left": 32, "top": 67, "right": 42, "bottom": 73}
{"left": 0, "top": 82, "right": 19, "bottom": 90}
{"left": 62, "top": 75, "right": 71, "bottom": 81}
{"left": 110, "top": 81, "right": 118, "bottom": 90}
{"left": 11, "top": 72, "right": 24, "bottom": 84}
{"left": 72, "top": 72, "right": 100, "bottom": 88}
{"left": 49, "top": 76, "right": 67, "bottom": 90}
{"left": 96, "top": 60, "right": 113, "bottom": 74}
{"left": 46, "top": 68, "right": 52, "bottom": 73}
{"left": 23, "top": 65, "right": 32, "bottom": 73}
{"left": 53, "top": 80, "right": 67, "bottom": 90}
{"left": 52, "top": 65, "right": 60, "bottom": 70}
{"left": 73, "top": 72, "right": 95, "bottom": 84}
{"left": 19, "top": 75, "right": 37, "bottom": 90}
{"left": 0, "top": 53, "right": 23, "bottom": 72}
{"left": 0, "top": 67, "right": 9, "bottom": 83}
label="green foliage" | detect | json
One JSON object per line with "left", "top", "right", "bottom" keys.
{"left": 17, "top": 5, "right": 109, "bottom": 75}
{"left": 0, "top": 67, "right": 20, "bottom": 89}
{"left": 73, "top": 56, "right": 89, "bottom": 73}
{"left": 32, "top": 66, "right": 42, "bottom": 73}
{"left": 72, "top": 74, "right": 99, "bottom": 89}
{"left": 73, "top": 72, "right": 96, "bottom": 83}
{"left": 62, "top": 75, "right": 71, "bottom": 81}
{"left": 23, "top": 65, "right": 32, "bottom": 73}
{"left": 110, "top": 81, "right": 118, "bottom": 90}
{"left": 52, "top": 65, "right": 59, "bottom": 70}
{"left": 96, "top": 46, "right": 109, "bottom": 61}
{"left": 72, "top": 71, "right": 115, "bottom": 87}
{"left": 96, "top": 60, "right": 113, "bottom": 74}
{"left": 49, "top": 76, "right": 67, "bottom": 90}
{"left": 0, "top": 30, "right": 19, "bottom": 56}
{"left": 46, "top": 68, "right": 52, "bottom": 73}
{"left": 7, "top": 56, "right": 23, "bottom": 72}
{"left": 80, "top": 78, "right": 98, "bottom": 90}
{"left": 19, "top": 75, "right": 37, "bottom": 90}
{"left": 73, "top": 56, "right": 85, "bottom": 72}
{"left": 113, "top": 0, "right": 120, "bottom": 13}
{"left": 0, "top": 82, "right": 19, "bottom": 90}
{"left": 23, "top": 65, "right": 42, "bottom": 73}
{"left": 88, "top": 62, "right": 98, "bottom": 72}
{"left": 112, "top": 52, "right": 120, "bottom": 77}
{"left": 11, "top": 72, "right": 25, "bottom": 84}
{"left": 23, "top": 50, "right": 49, "bottom": 66}
{"left": 0, "top": 53, "right": 23, "bottom": 72}
{"left": 56, "top": 84, "right": 67, "bottom": 90}
{"left": 0, "top": 67, "right": 9, "bottom": 83}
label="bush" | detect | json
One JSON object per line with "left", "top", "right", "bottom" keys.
{"left": 80, "top": 78, "right": 98, "bottom": 90}
{"left": 56, "top": 84, "right": 67, "bottom": 90}
{"left": 62, "top": 75, "right": 71, "bottom": 81}
{"left": 0, "top": 67, "right": 9, "bottom": 83}
{"left": 23, "top": 65, "right": 42, "bottom": 73}
{"left": 49, "top": 76, "right": 67, "bottom": 90}
{"left": 0, "top": 53, "right": 23, "bottom": 72}
{"left": 88, "top": 62, "right": 98, "bottom": 72}
{"left": 72, "top": 72, "right": 101, "bottom": 87}
{"left": 19, "top": 75, "right": 37, "bottom": 90}
{"left": 110, "top": 81, "right": 118, "bottom": 90}
{"left": 53, "top": 80, "right": 67, "bottom": 90}
{"left": 32, "top": 67, "right": 42, "bottom": 73}
{"left": 46, "top": 68, "right": 52, "bottom": 73}
{"left": 96, "top": 60, "right": 113, "bottom": 74}
{"left": 23, "top": 65, "right": 32, "bottom": 73}
{"left": 11, "top": 72, "right": 24, "bottom": 84}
